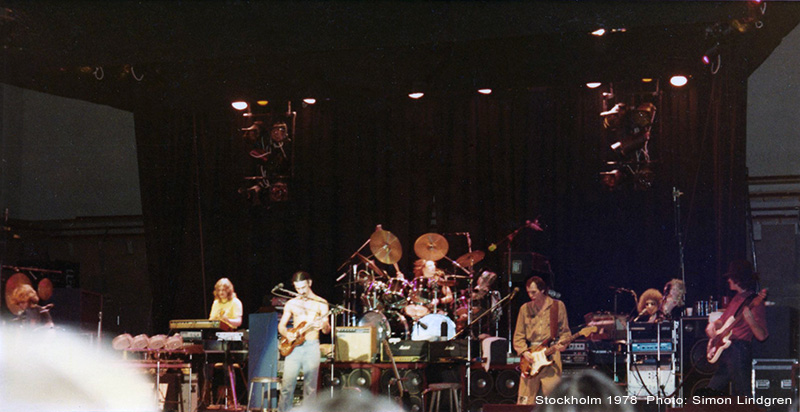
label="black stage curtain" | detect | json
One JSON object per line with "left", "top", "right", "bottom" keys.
{"left": 135, "top": 70, "right": 748, "bottom": 333}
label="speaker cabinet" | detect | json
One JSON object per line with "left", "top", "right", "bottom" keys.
{"left": 680, "top": 317, "right": 719, "bottom": 398}
{"left": 335, "top": 327, "right": 377, "bottom": 362}
{"left": 468, "top": 364, "right": 520, "bottom": 407}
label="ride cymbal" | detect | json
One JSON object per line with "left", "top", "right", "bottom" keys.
{"left": 414, "top": 233, "right": 448, "bottom": 261}
{"left": 456, "top": 250, "right": 485, "bottom": 268}
{"left": 369, "top": 229, "right": 402, "bottom": 264}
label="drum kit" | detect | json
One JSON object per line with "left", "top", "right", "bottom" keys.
{"left": 339, "top": 227, "right": 501, "bottom": 342}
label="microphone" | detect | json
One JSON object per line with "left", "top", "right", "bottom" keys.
{"left": 609, "top": 286, "right": 634, "bottom": 294}
{"left": 509, "top": 287, "right": 520, "bottom": 299}
{"left": 526, "top": 219, "right": 544, "bottom": 232}
{"left": 272, "top": 283, "right": 284, "bottom": 293}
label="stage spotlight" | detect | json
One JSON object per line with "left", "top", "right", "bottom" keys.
{"left": 112, "top": 333, "right": 134, "bottom": 350}
{"left": 641, "top": 78, "right": 653, "bottom": 83}
{"left": 256, "top": 100, "right": 269, "bottom": 106}
{"left": 702, "top": 43, "right": 720, "bottom": 65}
{"left": 130, "top": 334, "right": 150, "bottom": 350}
{"left": 147, "top": 334, "right": 167, "bottom": 350}
{"left": 586, "top": 82, "right": 602, "bottom": 89}
{"left": 164, "top": 334, "right": 184, "bottom": 351}
{"left": 669, "top": 76, "right": 688, "bottom": 87}
{"left": 408, "top": 92, "right": 424, "bottom": 99}
{"left": 302, "top": 98, "right": 317, "bottom": 105}
{"left": 591, "top": 28, "right": 606, "bottom": 37}
{"left": 231, "top": 101, "right": 249, "bottom": 111}
{"left": 477, "top": 88, "right": 492, "bottom": 95}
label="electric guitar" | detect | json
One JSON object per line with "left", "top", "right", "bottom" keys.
{"left": 279, "top": 309, "right": 333, "bottom": 357}
{"left": 519, "top": 326, "right": 597, "bottom": 378}
{"left": 381, "top": 339, "right": 412, "bottom": 408}
{"left": 706, "top": 288, "right": 767, "bottom": 364}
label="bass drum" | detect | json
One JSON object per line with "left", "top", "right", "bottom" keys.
{"left": 411, "top": 313, "right": 456, "bottom": 341}
{"left": 358, "top": 310, "right": 409, "bottom": 341}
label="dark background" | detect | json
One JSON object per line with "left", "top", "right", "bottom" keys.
{"left": 1, "top": 1, "right": 799, "bottom": 336}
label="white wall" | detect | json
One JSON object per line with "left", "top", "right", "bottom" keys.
{"left": 0, "top": 84, "right": 141, "bottom": 220}
{"left": 747, "top": 23, "right": 800, "bottom": 177}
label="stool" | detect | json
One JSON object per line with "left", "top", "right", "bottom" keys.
{"left": 212, "top": 362, "right": 247, "bottom": 409}
{"left": 247, "top": 377, "right": 281, "bottom": 412}
{"left": 422, "top": 382, "right": 462, "bottom": 412}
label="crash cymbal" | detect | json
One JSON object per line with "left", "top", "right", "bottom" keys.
{"left": 369, "top": 229, "right": 402, "bottom": 264}
{"left": 5, "top": 272, "right": 32, "bottom": 313}
{"left": 355, "top": 253, "right": 387, "bottom": 278}
{"left": 414, "top": 233, "right": 448, "bottom": 261}
{"left": 456, "top": 250, "right": 485, "bottom": 268}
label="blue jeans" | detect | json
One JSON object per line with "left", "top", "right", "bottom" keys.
{"left": 707, "top": 339, "right": 752, "bottom": 396}
{"left": 279, "top": 339, "right": 320, "bottom": 412}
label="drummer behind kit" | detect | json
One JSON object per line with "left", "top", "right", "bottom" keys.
{"left": 338, "top": 229, "right": 506, "bottom": 347}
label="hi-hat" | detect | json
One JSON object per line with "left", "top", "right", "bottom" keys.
{"left": 456, "top": 251, "right": 485, "bottom": 268}
{"left": 414, "top": 233, "right": 448, "bottom": 261}
{"left": 355, "top": 253, "right": 387, "bottom": 278}
{"left": 369, "top": 228, "right": 402, "bottom": 264}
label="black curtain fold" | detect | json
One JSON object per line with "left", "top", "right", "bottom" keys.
{"left": 135, "top": 77, "right": 747, "bottom": 334}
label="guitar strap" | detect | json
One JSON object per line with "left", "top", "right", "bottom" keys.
{"left": 549, "top": 298, "right": 559, "bottom": 343}
{"left": 732, "top": 292, "right": 758, "bottom": 318}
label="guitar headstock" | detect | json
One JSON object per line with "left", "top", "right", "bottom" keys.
{"left": 579, "top": 326, "right": 598, "bottom": 337}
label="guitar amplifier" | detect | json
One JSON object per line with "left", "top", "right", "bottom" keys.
{"left": 429, "top": 339, "right": 479, "bottom": 362}
{"left": 335, "top": 327, "right": 377, "bottom": 362}
{"left": 382, "top": 339, "right": 428, "bottom": 362}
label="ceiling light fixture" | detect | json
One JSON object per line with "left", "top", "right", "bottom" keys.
{"left": 669, "top": 76, "right": 688, "bottom": 87}
{"left": 591, "top": 28, "right": 606, "bottom": 37}
{"left": 302, "top": 98, "right": 317, "bottom": 105}
{"left": 408, "top": 92, "right": 424, "bottom": 99}
{"left": 586, "top": 82, "right": 602, "bottom": 89}
{"left": 477, "top": 88, "right": 492, "bottom": 95}
{"left": 231, "top": 101, "right": 249, "bottom": 111}
{"left": 256, "top": 100, "right": 269, "bottom": 106}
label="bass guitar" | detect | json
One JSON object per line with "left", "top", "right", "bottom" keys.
{"left": 706, "top": 288, "right": 767, "bottom": 364}
{"left": 279, "top": 309, "right": 333, "bottom": 357}
{"left": 520, "top": 326, "right": 597, "bottom": 378}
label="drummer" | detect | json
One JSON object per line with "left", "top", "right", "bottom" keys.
{"left": 412, "top": 259, "right": 454, "bottom": 309}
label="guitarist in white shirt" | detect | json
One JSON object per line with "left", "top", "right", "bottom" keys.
{"left": 278, "top": 271, "right": 331, "bottom": 412}
{"left": 513, "top": 276, "right": 571, "bottom": 405}
{"left": 704, "top": 260, "right": 768, "bottom": 397}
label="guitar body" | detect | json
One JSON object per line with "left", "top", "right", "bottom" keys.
{"left": 519, "top": 326, "right": 597, "bottom": 378}
{"left": 706, "top": 289, "right": 767, "bottom": 364}
{"left": 279, "top": 321, "right": 307, "bottom": 357}
{"left": 520, "top": 346, "right": 554, "bottom": 378}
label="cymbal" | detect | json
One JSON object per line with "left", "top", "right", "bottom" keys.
{"left": 414, "top": 233, "right": 448, "bottom": 261}
{"left": 37, "top": 278, "right": 54, "bottom": 301}
{"left": 369, "top": 229, "right": 402, "bottom": 264}
{"left": 355, "top": 253, "right": 387, "bottom": 278}
{"left": 5, "top": 272, "right": 31, "bottom": 313}
{"left": 456, "top": 251, "right": 485, "bottom": 268}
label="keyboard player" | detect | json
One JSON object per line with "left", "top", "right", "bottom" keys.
{"left": 209, "top": 278, "right": 243, "bottom": 330}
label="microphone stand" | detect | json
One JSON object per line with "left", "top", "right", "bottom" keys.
{"left": 489, "top": 223, "right": 526, "bottom": 353}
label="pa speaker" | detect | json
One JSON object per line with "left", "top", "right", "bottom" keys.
{"left": 680, "top": 317, "right": 720, "bottom": 398}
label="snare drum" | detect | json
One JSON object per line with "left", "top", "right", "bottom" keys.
{"left": 411, "top": 313, "right": 456, "bottom": 341}
{"left": 382, "top": 278, "right": 409, "bottom": 309}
